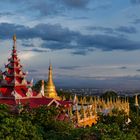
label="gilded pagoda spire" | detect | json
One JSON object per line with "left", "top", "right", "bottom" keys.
{"left": 48, "top": 63, "right": 53, "bottom": 83}
{"left": 75, "top": 106, "right": 80, "bottom": 123}
{"left": 135, "top": 94, "right": 139, "bottom": 116}
{"left": 80, "top": 100, "right": 86, "bottom": 119}
{"left": 45, "top": 63, "right": 59, "bottom": 99}
{"left": 89, "top": 96, "right": 93, "bottom": 105}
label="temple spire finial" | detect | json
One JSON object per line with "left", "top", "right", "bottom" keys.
{"left": 49, "top": 59, "right": 52, "bottom": 71}
{"left": 13, "top": 34, "right": 16, "bottom": 42}
{"left": 41, "top": 80, "right": 44, "bottom": 96}
{"left": 135, "top": 94, "right": 139, "bottom": 106}
{"left": 48, "top": 62, "right": 53, "bottom": 80}
{"left": 13, "top": 34, "right": 16, "bottom": 48}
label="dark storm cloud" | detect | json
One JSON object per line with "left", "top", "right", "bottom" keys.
{"left": 0, "top": 22, "right": 140, "bottom": 54}
{"left": 29, "top": 1, "right": 64, "bottom": 16}
{"left": 0, "top": 12, "right": 13, "bottom": 17}
{"left": 71, "top": 50, "right": 88, "bottom": 55}
{"left": 24, "top": 48, "right": 48, "bottom": 53}
{"left": 136, "top": 69, "right": 140, "bottom": 72}
{"left": 77, "top": 34, "right": 140, "bottom": 51}
{"left": 0, "top": 23, "right": 30, "bottom": 39}
{"left": 71, "top": 48, "right": 94, "bottom": 55}
{"left": 130, "top": 0, "right": 140, "bottom": 4}
{"left": 5, "top": 0, "right": 90, "bottom": 16}
{"left": 0, "top": 1, "right": 61, "bottom": 17}
{"left": 86, "top": 25, "right": 137, "bottom": 34}
{"left": 29, "top": 48, "right": 48, "bottom": 53}
{"left": 34, "top": 23, "right": 78, "bottom": 43}
{"left": 115, "top": 26, "right": 137, "bottom": 34}
{"left": 0, "top": 0, "right": 110, "bottom": 17}
{"left": 62, "top": 0, "right": 90, "bottom": 8}
{"left": 22, "top": 43, "right": 34, "bottom": 47}
{"left": 50, "top": 74, "right": 140, "bottom": 90}
{"left": 86, "top": 26, "right": 114, "bottom": 34}
{"left": 0, "top": 22, "right": 78, "bottom": 41}
{"left": 59, "top": 66, "right": 81, "bottom": 70}
{"left": 119, "top": 66, "right": 127, "bottom": 69}
{"left": 3, "top": 0, "right": 108, "bottom": 18}
{"left": 132, "top": 19, "right": 140, "bottom": 24}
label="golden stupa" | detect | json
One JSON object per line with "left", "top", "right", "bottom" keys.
{"left": 45, "top": 64, "right": 60, "bottom": 99}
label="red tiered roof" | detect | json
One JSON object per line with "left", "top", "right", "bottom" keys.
{"left": 18, "top": 97, "right": 57, "bottom": 108}
{"left": 0, "top": 97, "right": 72, "bottom": 109}
{"left": 0, "top": 87, "right": 13, "bottom": 97}
{"left": 0, "top": 99, "right": 16, "bottom": 106}
{"left": 0, "top": 35, "right": 33, "bottom": 98}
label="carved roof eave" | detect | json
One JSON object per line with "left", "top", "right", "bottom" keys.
{"left": 3, "top": 72, "right": 26, "bottom": 78}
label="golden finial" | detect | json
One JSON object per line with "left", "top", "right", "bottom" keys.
{"left": 83, "top": 96, "right": 87, "bottom": 104}
{"left": 62, "top": 95, "right": 66, "bottom": 101}
{"left": 13, "top": 34, "right": 17, "bottom": 49}
{"left": 69, "top": 106, "right": 73, "bottom": 118}
{"left": 135, "top": 94, "right": 139, "bottom": 106}
{"left": 89, "top": 96, "right": 93, "bottom": 104}
{"left": 80, "top": 102, "right": 86, "bottom": 119}
{"left": 75, "top": 106, "right": 80, "bottom": 123}
{"left": 13, "top": 34, "right": 16, "bottom": 42}
{"left": 49, "top": 63, "right": 52, "bottom": 70}
{"left": 91, "top": 104, "right": 95, "bottom": 114}
{"left": 69, "top": 95, "right": 72, "bottom": 101}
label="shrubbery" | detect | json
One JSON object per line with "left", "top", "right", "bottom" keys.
{"left": 0, "top": 102, "right": 139, "bottom": 140}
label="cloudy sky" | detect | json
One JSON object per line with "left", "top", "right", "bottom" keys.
{"left": 0, "top": 0, "right": 140, "bottom": 89}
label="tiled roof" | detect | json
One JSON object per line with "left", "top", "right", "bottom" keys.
{"left": 0, "top": 99, "right": 16, "bottom": 106}
{"left": 0, "top": 87, "right": 14, "bottom": 97}
{"left": 0, "top": 97, "right": 72, "bottom": 108}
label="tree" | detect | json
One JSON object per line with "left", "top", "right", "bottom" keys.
{"left": 32, "top": 80, "right": 47, "bottom": 92}
{"left": 101, "top": 90, "right": 118, "bottom": 100}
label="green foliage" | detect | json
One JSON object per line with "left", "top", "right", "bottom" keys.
{"left": 0, "top": 118, "right": 43, "bottom": 140}
{"left": 0, "top": 101, "right": 140, "bottom": 140}
{"left": 57, "top": 89, "right": 72, "bottom": 100}
{"left": 0, "top": 105, "right": 43, "bottom": 140}
{"left": 91, "top": 122, "right": 136, "bottom": 140}
{"left": 32, "top": 80, "right": 47, "bottom": 92}
{"left": 95, "top": 109, "right": 138, "bottom": 140}
{"left": 0, "top": 70, "right": 3, "bottom": 80}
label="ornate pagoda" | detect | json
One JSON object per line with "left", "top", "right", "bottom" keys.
{"left": 44, "top": 63, "right": 60, "bottom": 100}
{"left": 0, "top": 35, "right": 72, "bottom": 110}
{"left": 0, "top": 35, "right": 34, "bottom": 99}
